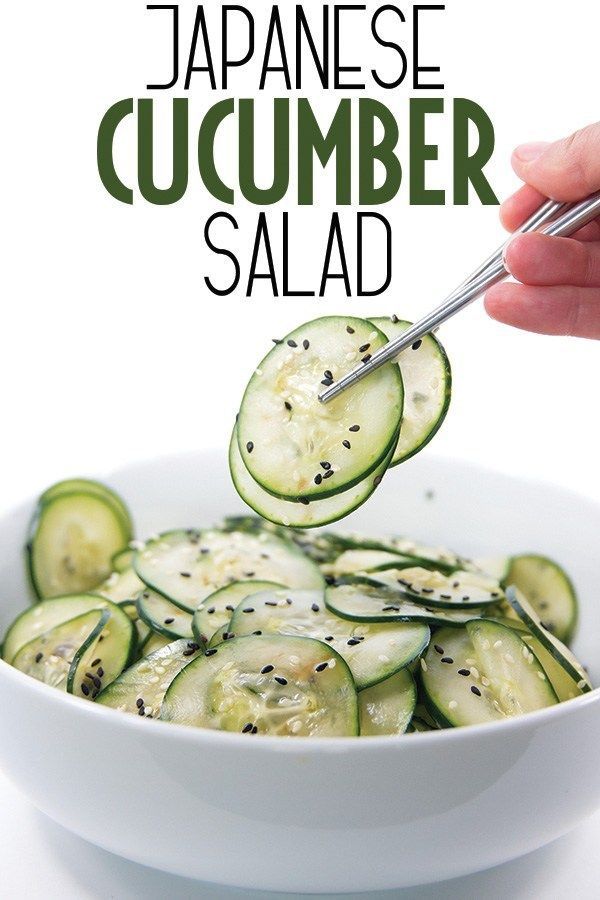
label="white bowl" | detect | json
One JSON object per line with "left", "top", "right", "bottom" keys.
{"left": 0, "top": 450, "right": 599, "bottom": 893}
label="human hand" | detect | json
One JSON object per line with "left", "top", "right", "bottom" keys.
{"left": 485, "top": 123, "right": 600, "bottom": 338}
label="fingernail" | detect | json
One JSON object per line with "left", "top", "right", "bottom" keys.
{"left": 502, "top": 239, "right": 516, "bottom": 276}
{"left": 513, "top": 141, "right": 550, "bottom": 163}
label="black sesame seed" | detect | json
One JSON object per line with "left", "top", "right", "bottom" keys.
{"left": 272, "top": 338, "right": 282, "bottom": 345}
{"left": 299, "top": 498, "right": 310, "bottom": 505}
{"left": 274, "top": 676, "right": 288, "bottom": 685}
{"left": 342, "top": 439, "right": 351, "bottom": 449}
{"left": 373, "top": 475, "right": 382, "bottom": 486}
{"left": 359, "top": 343, "right": 370, "bottom": 353}
{"left": 284, "top": 400, "right": 292, "bottom": 411}
{"left": 287, "top": 339, "right": 298, "bottom": 348}
{"left": 440, "top": 593, "right": 452, "bottom": 600}
{"left": 315, "top": 662, "right": 329, "bottom": 672}
{"left": 91, "top": 658, "right": 101, "bottom": 667}
{"left": 164, "top": 617, "right": 175, "bottom": 624}
{"left": 412, "top": 340, "right": 422, "bottom": 350}
{"left": 314, "top": 473, "right": 322, "bottom": 485}
{"left": 320, "top": 461, "right": 331, "bottom": 470}
{"left": 434, "top": 645, "right": 444, "bottom": 654}
{"left": 361, "top": 354, "right": 372, "bottom": 364}
{"left": 441, "top": 657, "right": 454, "bottom": 664}
{"left": 323, "top": 470, "right": 334, "bottom": 480}
{"left": 180, "top": 571, "right": 191, "bottom": 578}
{"left": 391, "top": 314, "right": 399, "bottom": 324}
{"left": 324, "top": 635, "right": 334, "bottom": 641}
{"left": 311, "top": 603, "right": 320, "bottom": 612}
{"left": 205, "top": 648, "right": 218, "bottom": 657}
{"left": 207, "top": 607, "right": 216, "bottom": 614}
{"left": 452, "top": 581, "right": 460, "bottom": 589}
{"left": 346, "top": 325, "right": 355, "bottom": 334}
{"left": 347, "top": 638, "right": 361, "bottom": 646}
{"left": 251, "top": 725, "right": 258, "bottom": 734}
{"left": 252, "top": 630, "right": 262, "bottom": 635}
{"left": 381, "top": 605, "right": 400, "bottom": 612}
{"left": 261, "top": 664, "right": 274, "bottom": 674}
{"left": 242, "top": 722, "right": 254, "bottom": 733}
{"left": 471, "top": 686, "right": 482, "bottom": 697}
{"left": 246, "top": 441, "right": 254, "bottom": 453}
{"left": 323, "top": 370, "right": 333, "bottom": 380}
{"left": 245, "top": 571, "right": 255, "bottom": 577}
{"left": 286, "top": 598, "right": 293, "bottom": 605}
{"left": 349, "top": 424, "right": 360, "bottom": 432}
{"left": 136, "top": 698, "right": 144, "bottom": 709}
{"left": 35, "top": 652, "right": 43, "bottom": 663}
{"left": 303, "top": 339, "right": 310, "bottom": 350}
{"left": 321, "top": 378, "right": 333, "bottom": 386}
{"left": 81, "top": 683, "right": 90, "bottom": 696}
{"left": 265, "top": 600, "right": 278, "bottom": 607}
{"left": 458, "top": 668, "right": 470, "bottom": 676}
{"left": 225, "top": 604, "right": 235, "bottom": 611}
{"left": 324, "top": 575, "right": 336, "bottom": 585}
{"left": 97, "top": 667, "right": 104, "bottom": 678}
{"left": 491, "top": 591, "right": 500, "bottom": 598}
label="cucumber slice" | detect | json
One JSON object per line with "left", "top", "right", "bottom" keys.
{"left": 97, "top": 638, "right": 203, "bottom": 717}
{"left": 12, "top": 609, "right": 108, "bottom": 692}
{"left": 368, "top": 317, "right": 451, "bottom": 464}
{"left": 119, "top": 600, "right": 151, "bottom": 654}
{"left": 208, "top": 624, "right": 232, "bottom": 648}
{"left": 474, "top": 556, "right": 510, "bottom": 581}
{"left": 39, "top": 478, "right": 133, "bottom": 538}
{"left": 322, "top": 549, "right": 415, "bottom": 577}
{"left": 136, "top": 590, "right": 195, "bottom": 641}
{"left": 505, "top": 587, "right": 591, "bottom": 692}
{"left": 230, "top": 424, "right": 396, "bottom": 528}
{"left": 322, "top": 533, "right": 475, "bottom": 574}
{"left": 111, "top": 548, "right": 134, "bottom": 574}
{"left": 2, "top": 593, "right": 134, "bottom": 667}
{"left": 229, "top": 588, "right": 430, "bottom": 689}
{"left": 237, "top": 316, "right": 403, "bottom": 501}
{"left": 358, "top": 669, "right": 416, "bottom": 735}
{"left": 421, "top": 621, "right": 558, "bottom": 727}
{"left": 373, "top": 566, "right": 503, "bottom": 609}
{"left": 160, "top": 634, "right": 359, "bottom": 737}
{"left": 504, "top": 554, "right": 578, "bottom": 644}
{"left": 143, "top": 632, "right": 171, "bottom": 655}
{"left": 326, "top": 580, "right": 482, "bottom": 627}
{"left": 520, "top": 632, "right": 587, "bottom": 702}
{"left": 133, "top": 528, "right": 323, "bottom": 608}
{"left": 27, "top": 493, "right": 130, "bottom": 599}
{"left": 97, "top": 567, "right": 145, "bottom": 603}
{"left": 192, "top": 580, "right": 283, "bottom": 643}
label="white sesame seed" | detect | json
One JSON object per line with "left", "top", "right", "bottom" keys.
{"left": 328, "top": 659, "right": 336, "bottom": 668}
{"left": 420, "top": 658, "right": 428, "bottom": 672}
{"left": 522, "top": 645, "right": 529, "bottom": 658}
{"left": 448, "top": 700, "right": 458, "bottom": 710}
{"left": 289, "top": 655, "right": 300, "bottom": 665}
{"left": 504, "top": 653, "right": 515, "bottom": 664}
{"left": 481, "top": 676, "right": 490, "bottom": 687}
{"left": 493, "top": 640, "right": 502, "bottom": 649}
{"left": 129, "top": 539, "right": 146, "bottom": 550}
{"left": 470, "top": 666, "right": 480, "bottom": 680}
{"left": 291, "top": 720, "right": 302, "bottom": 733}
{"left": 537, "top": 671, "right": 546, "bottom": 680}
{"left": 577, "top": 678, "right": 587, "bottom": 689}
{"left": 378, "top": 654, "right": 390, "bottom": 663}
{"left": 465, "top": 658, "right": 476, "bottom": 666}
{"left": 149, "top": 675, "right": 159, "bottom": 684}
{"left": 482, "top": 640, "right": 491, "bottom": 650}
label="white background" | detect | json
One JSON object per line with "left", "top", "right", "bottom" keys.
{"left": 1, "top": 2, "right": 600, "bottom": 897}
{"left": 1, "top": 0, "right": 598, "bottom": 512}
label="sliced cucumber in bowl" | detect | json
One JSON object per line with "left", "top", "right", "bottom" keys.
{"left": 236, "top": 316, "right": 403, "bottom": 501}
{"left": 504, "top": 554, "right": 578, "bottom": 644}
{"left": 27, "top": 492, "right": 130, "bottom": 599}
{"left": 228, "top": 588, "right": 430, "bottom": 689}
{"left": 373, "top": 566, "right": 503, "bottom": 609}
{"left": 421, "top": 620, "right": 558, "bottom": 727}
{"left": 160, "top": 634, "right": 359, "bottom": 737}
{"left": 136, "top": 590, "right": 196, "bottom": 642}
{"left": 133, "top": 528, "right": 324, "bottom": 608}
{"left": 192, "top": 579, "right": 284, "bottom": 643}
{"left": 358, "top": 668, "right": 416, "bottom": 735}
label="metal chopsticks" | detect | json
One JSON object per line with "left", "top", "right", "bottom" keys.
{"left": 318, "top": 193, "right": 600, "bottom": 404}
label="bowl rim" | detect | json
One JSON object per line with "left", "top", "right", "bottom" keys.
{"left": 1, "top": 654, "right": 597, "bottom": 754}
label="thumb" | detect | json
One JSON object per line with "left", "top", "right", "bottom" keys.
{"left": 512, "top": 123, "right": 600, "bottom": 201}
